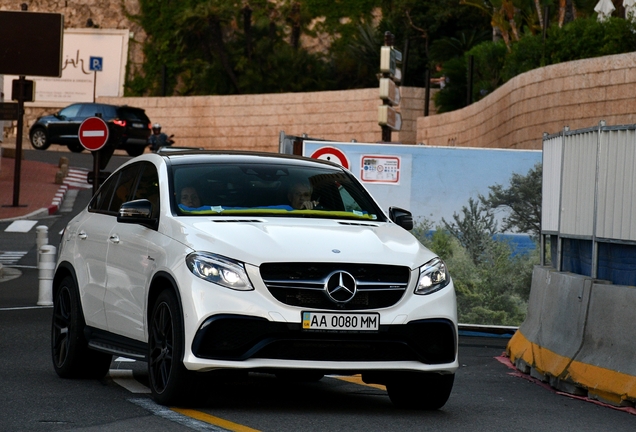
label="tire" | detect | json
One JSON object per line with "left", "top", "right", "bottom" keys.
{"left": 386, "top": 373, "right": 454, "bottom": 410}
{"left": 30, "top": 127, "right": 51, "bottom": 150}
{"left": 51, "top": 276, "right": 112, "bottom": 379}
{"left": 126, "top": 146, "right": 146, "bottom": 157}
{"left": 148, "top": 289, "right": 194, "bottom": 405}
{"left": 67, "top": 143, "right": 85, "bottom": 153}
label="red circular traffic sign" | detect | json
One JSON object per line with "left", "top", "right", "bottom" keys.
{"left": 310, "top": 146, "right": 350, "bottom": 169}
{"left": 78, "top": 117, "right": 109, "bottom": 151}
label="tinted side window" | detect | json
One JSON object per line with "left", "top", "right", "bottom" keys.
{"left": 78, "top": 104, "right": 101, "bottom": 117}
{"left": 58, "top": 104, "right": 82, "bottom": 118}
{"left": 88, "top": 164, "right": 143, "bottom": 214}
{"left": 131, "top": 163, "right": 160, "bottom": 219}
{"left": 89, "top": 173, "right": 119, "bottom": 213}
{"left": 101, "top": 105, "right": 118, "bottom": 119}
{"left": 118, "top": 108, "right": 149, "bottom": 122}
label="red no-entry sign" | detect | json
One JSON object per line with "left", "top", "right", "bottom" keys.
{"left": 78, "top": 117, "right": 109, "bottom": 151}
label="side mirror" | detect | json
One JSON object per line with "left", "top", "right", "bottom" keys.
{"left": 118, "top": 199, "right": 157, "bottom": 229}
{"left": 389, "top": 207, "right": 414, "bottom": 231}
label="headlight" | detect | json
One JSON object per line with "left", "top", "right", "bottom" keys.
{"left": 415, "top": 257, "right": 450, "bottom": 295}
{"left": 186, "top": 252, "right": 254, "bottom": 291}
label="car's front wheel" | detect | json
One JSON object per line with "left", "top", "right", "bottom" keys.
{"left": 67, "top": 143, "right": 85, "bottom": 153}
{"left": 148, "top": 289, "right": 193, "bottom": 405}
{"left": 30, "top": 127, "right": 50, "bottom": 150}
{"left": 386, "top": 372, "right": 454, "bottom": 410}
{"left": 51, "top": 276, "right": 112, "bottom": 379}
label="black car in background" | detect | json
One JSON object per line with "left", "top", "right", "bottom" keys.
{"left": 29, "top": 103, "right": 152, "bottom": 156}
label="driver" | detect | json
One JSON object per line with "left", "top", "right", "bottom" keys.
{"left": 288, "top": 182, "right": 319, "bottom": 210}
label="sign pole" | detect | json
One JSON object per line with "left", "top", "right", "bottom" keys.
{"left": 93, "top": 70, "right": 97, "bottom": 103}
{"left": 12, "top": 76, "right": 25, "bottom": 207}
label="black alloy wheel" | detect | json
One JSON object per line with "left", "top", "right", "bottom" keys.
{"left": 51, "top": 276, "right": 111, "bottom": 379}
{"left": 30, "top": 127, "right": 50, "bottom": 150}
{"left": 148, "top": 289, "right": 193, "bottom": 405}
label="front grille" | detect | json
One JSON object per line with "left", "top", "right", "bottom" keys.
{"left": 192, "top": 315, "right": 457, "bottom": 364}
{"left": 260, "top": 262, "right": 410, "bottom": 310}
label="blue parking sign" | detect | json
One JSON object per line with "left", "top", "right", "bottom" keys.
{"left": 89, "top": 56, "right": 103, "bottom": 71}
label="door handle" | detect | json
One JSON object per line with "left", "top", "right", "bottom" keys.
{"left": 78, "top": 231, "right": 87, "bottom": 240}
{"left": 109, "top": 234, "right": 120, "bottom": 244}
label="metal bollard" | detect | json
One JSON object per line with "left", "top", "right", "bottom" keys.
{"left": 35, "top": 225, "right": 49, "bottom": 266}
{"left": 37, "top": 245, "right": 57, "bottom": 306}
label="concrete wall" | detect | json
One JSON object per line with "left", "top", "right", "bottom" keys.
{"left": 507, "top": 266, "right": 636, "bottom": 406}
{"left": 417, "top": 52, "right": 636, "bottom": 150}
{"left": 99, "top": 87, "right": 429, "bottom": 153}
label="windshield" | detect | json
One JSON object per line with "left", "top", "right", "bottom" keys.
{"left": 171, "top": 162, "right": 385, "bottom": 221}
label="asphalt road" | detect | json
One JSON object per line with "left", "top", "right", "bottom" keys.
{"left": 0, "top": 149, "right": 634, "bottom": 431}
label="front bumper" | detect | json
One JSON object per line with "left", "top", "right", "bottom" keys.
{"left": 192, "top": 315, "right": 456, "bottom": 364}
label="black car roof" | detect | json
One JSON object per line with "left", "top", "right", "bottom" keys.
{"left": 162, "top": 150, "right": 344, "bottom": 170}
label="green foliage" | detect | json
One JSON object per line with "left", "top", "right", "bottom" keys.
{"left": 411, "top": 219, "right": 536, "bottom": 326}
{"left": 480, "top": 162, "right": 542, "bottom": 240}
{"left": 442, "top": 197, "right": 498, "bottom": 265}
{"left": 467, "top": 39, "right": 507, "bottom": 101}
{"left": 432, "top": 56, "right": 468, "bottom": 113}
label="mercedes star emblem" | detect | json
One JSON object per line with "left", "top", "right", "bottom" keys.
{"left": 325, "top": 271, "right": 357, "bottom": 303}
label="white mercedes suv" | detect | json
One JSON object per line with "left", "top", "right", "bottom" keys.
{"left": 52, "top": 151, "right": 458, "bottom": 409}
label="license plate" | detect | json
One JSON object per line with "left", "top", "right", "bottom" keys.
{"left": 302, "top": 311, "right": 379, "bottom": 331}
{"left": 132, "top": 122, "right": 144, "bottom": 128}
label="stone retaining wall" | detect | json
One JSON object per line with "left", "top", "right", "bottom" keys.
{"left": 417, "top": 52, "right": 636, "bottom": 150}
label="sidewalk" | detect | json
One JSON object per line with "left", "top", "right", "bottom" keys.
{"left": 0, "top": 151, "right": 64, "bottom": 222}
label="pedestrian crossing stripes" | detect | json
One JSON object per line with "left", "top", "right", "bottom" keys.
{"left": 0, "top": 251, "right": 28, "bottom": 265}
{"left": 64, "top": 168, "right": 92, "bottom": 189}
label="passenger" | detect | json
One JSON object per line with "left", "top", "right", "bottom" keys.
{"left": 288, "top": 182, "right": 319, "bottom": 210}
{"left": 179, "top": 186, "right": 201, "bottom": 208}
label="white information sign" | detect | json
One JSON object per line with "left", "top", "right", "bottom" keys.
{"left": 361, "top": 155, "right": 401, "bottom": 184}
{"left": 2, "top": 29, "right": 129, "bottom": 107}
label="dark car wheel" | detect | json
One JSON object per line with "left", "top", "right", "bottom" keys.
{"left": 30, "top": 127, "right": 51, "bottom": 150}
{"left": 51, "top": 276, "right": 112, "bottom": 379}
{"left": 386, "top": 373, "right": 454, "bottom": 410}
{"left": 126, "top": 146, "right": 146, "bottom": 157}
{"left": 67, "top": 143, "right": 85, "bottom": 153}
{"left": 149, "top": 289, "right": 194, "bottom": 405}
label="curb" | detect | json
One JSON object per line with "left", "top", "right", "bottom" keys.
{"left": 0, "top": 184, "right": 69, "bottom": 223}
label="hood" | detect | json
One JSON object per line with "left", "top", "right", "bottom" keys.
{"left": 171, "top": 217, "right": 436, "bottom": 269}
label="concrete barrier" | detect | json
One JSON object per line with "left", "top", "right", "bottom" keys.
{"left": 508, "top": 266, "right": 636, "bottom": 406}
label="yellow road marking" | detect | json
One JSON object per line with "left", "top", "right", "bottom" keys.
{"left": 335, "top": 374, "right": 386, "bottom": 390}
{"left": 171, "top": 408, "right": 260, "bottom": 432}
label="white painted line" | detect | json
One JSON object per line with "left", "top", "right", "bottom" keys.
{"left": 114, "top": 357, "right": 137, "bottom": 362}
{"left": 129, "top": 398, "right": 227, "bottom": 431}
{"left": 109, "top": 369, "right": 151, "bottom": 394}
{"left": 0, "top": 305, "right": 53, "bottom": 311}
{"left": 5, "top": 220, "right": 38, "bottom": 233}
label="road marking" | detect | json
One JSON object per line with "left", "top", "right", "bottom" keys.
{"left": 5, "top": 220, "right": 38, "bottom": 233}
{"left": 333, "top": 374, "right": 386, "bottom": 390}
{"left": 129, "top": 398, "right": 228, "bottom": 431}
{"left": 109, "top": 369, "right": 151, "bottom": 394}
{"left": 0, "top": 251, "right": 28, "bottom": 265}
{"left": 0, "top": 305, "right": 52, "bottom": 311}
{"left": 171, "top": 408, "right": 260, "bottom": 432}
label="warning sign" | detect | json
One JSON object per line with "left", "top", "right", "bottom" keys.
{"left": 310, "top": 146, "right": 350, "bottom": 170}
{"left": 361, "top": 155, "right": 400, "bottom": 184}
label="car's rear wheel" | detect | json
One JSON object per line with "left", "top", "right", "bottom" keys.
{"left": 148, "top": 289, "right": 194, "bottom": 405}
{"left": 386, "top": 373, "right": 454, "bottom": 410}
{"left": 126, "top": 146, "right": 146, "bottom": 157}
{"left": 30, "top": 127, "right": 50, "bottom": 150}
{"left": 67, "top": 143, "right": 85, "bottom": 153}
{"left": 51, "top": 276, "right": 112, "bottom": 379}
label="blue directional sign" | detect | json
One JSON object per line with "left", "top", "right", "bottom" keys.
{"left": 89, "top": 56, "right": 103, "bottom": 72}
